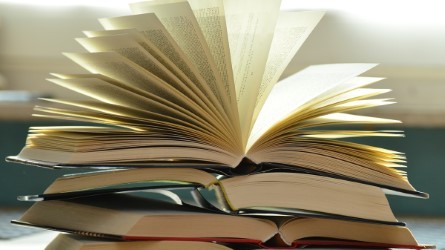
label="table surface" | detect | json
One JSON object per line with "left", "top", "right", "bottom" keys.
{"left": 0, "top": 216, "right": 444, "bottom": 250}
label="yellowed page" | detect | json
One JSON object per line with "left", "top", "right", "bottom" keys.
{"left": 317, "top": 113, "right": 401, "bottom": 124}
{"left": 76, "top": 35, "right": 231, "bottom": 131}
{"left": 98, "top": 14, "right": 239, "bottom": 144}
{"left": 63, "top": 52, "right": 223, "bottom": 129}
{"left": 187, "top": 0, "right": 236, "bottom": 112}
{"left": 84, "top": 28, "right": 199, "bottom": 91}
{"left": 84, "top": 28, "right": 190, "bottom": 84}
{"left": 223, "top": 0, "right": 281, "bottom": 148}
{"left": 187, "top": 0, "right": 240, "bottom": 138}
{"left": 130, "top": 1, "right": 235, "bottom": 121}
{"left": 248, "top": 64, "right": 377, "bottom": 150}
{"left": 77, "top": 35, "right": 188, "bottom": 92}
{"left": 46, "top": 76, "right": 225, "bottom": 139}
{"left": 82, "top": 28, "right": 234, "bottom": 139}
{"left": 298, "top": 130, "right": 404, "bottom": 139}
{"left": 246, "top": 142, "right": 412, "bottom": 191}
{"left": 98, "top": 14, "right": 219, "bottom": 113}
{"left": 253, "top": 11, "right": 325, "bottom": 121}
{"left": 31, "top": 105, "right": 235, "bottom": 154}
{"left": 37, "top": 98, "right": 235, "bottom": 151}
{"left": 130, "top": 0, "right": 238, "bottom": 118}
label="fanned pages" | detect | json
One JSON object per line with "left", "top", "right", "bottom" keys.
{"left": 11, "top": 0, "right": 424, "bottom": 197}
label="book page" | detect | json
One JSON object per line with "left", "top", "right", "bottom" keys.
{"left": 187, "top": 0, "right": 236, "bottom": 114}
{"left": 98, "top": 14, "right": 239, "bottom": 142}
{"left": 84, "top": 28, "right": 200, "bottom": 93}
{"left": 223, "top": 0, "right": 281, "bottom": 148}
{"left": 38, "top": 98, "right": 233, "bottom": 149}
{"left": 46, "top": 77, "right": 200, "bottom": 126}
{"left": 310, "top": 80, "right": 387, "bottom": 109}
{"left": 48, "top": 68, "right": 225, "bottom": 139}
{"left": 253, "top": 11, "right": 325, "bottom": 122}
{"left": 246, "top": 139, "right": 413, "bottom": 192}
{"left": 84, "top": 28, "right": 192, "bottom": 86}
{"left": 269, "top": 78, "right": 389, "bottom": 128}
{"left": 187, "top": 0, "right": 240, "bottom": 138}
{"left": 130, "top": 0, "right": 238, "bottom": 118}
{"left": 130, "top": 1, "right": 236, "bottom": 122}
{"left": 248, "top": 64, "right": 377, "bottom": 150}
{"left": 98, "top": 14, "right": 221, "bottom": 115}
{"left": 45, "top": 74, "right": 235, "bottom": 151}
{"left": 64, "top": 52, "right": 201, "bottom": 113}
{"left": 77, "top": 35, "right": 189, "bottom": 94}
{"left": 76, "top": 35, "right": 230, "bottom": 131}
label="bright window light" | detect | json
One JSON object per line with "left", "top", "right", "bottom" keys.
{"left": 0, "top": 0, "right": 134, "bottom": 8}
{"left": 282, "top": 0, "right": 445, "bottom": 26}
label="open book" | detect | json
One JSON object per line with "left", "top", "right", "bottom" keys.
{"left": 16, "top": 194, "right": 431, "bottom": 249}
{"left": 9, "top": 0, "right": 418, "bottom": 204}
{"left": 19, "top": 169, "right": 408, "bottom": 224}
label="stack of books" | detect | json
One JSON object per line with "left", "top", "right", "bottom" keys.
{"left": 7, "top": 0, "right": 434, "bottom": 249}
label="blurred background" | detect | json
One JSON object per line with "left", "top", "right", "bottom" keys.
{"left": 0, "top": 0, "right": 444, "bottom": 218}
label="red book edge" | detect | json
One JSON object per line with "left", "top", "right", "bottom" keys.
{"left": 123, "top": 236, "right": 434, "bottom": 249}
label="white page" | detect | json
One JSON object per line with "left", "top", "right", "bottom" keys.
{"left": 248, "top": 64, "right": 377, "bottom": 150}
{"left": 253, "top": 11, "right": 325, "bottom": 122}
